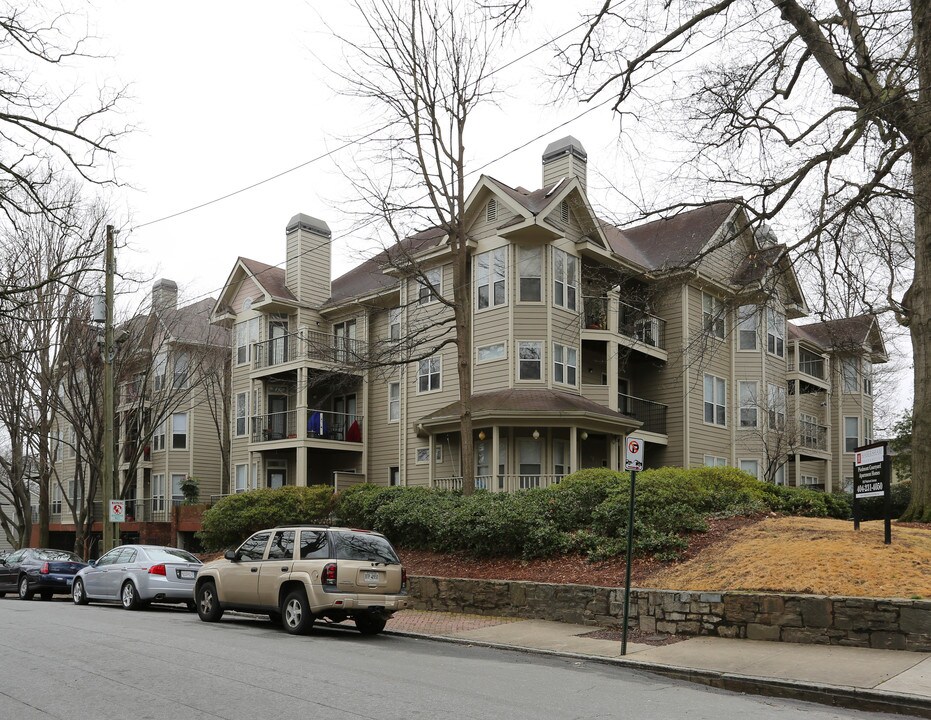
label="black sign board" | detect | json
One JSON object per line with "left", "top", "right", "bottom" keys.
{"left": 852, "top": 441, "right": 891, "bottom": 544}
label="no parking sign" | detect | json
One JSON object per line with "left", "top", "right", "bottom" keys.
{"left": 109, "top": 500, "right": 125, "bottom": 523}
{"left": 624, "top": 437, "right": 643, "bottom": 471}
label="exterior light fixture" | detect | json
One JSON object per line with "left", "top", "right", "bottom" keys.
{"left": 478, "top": 430, "right": 486, "bottom": 441}
{"left": 532, "top": 429, "right": 540, "bottom": 440}
{"left": 581, "top": 431, "right": 589, "bottom": 440}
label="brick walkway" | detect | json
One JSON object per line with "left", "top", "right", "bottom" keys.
{"left": 388, "top": 609, "right": 520, "bottom": 635}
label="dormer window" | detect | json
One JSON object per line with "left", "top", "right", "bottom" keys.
{"left": 486, "top": 199, "right": 498, "bottom": 222}
{"left": 560, "top": 200, "right": 569, "bottom": 223}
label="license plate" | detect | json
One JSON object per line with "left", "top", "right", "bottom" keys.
{"left": 178, "top": 570, "right": 195, "bottom": 579}
{"left": 363, "top": 571, "right": 380, "bottom": 583}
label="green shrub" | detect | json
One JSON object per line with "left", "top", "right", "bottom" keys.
{"left": 198, "top": 486, "right": 334, "bottom": 550}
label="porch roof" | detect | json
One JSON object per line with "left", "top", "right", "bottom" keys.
{"left": 417, "top": 388, "right": 641, "bottom": 434}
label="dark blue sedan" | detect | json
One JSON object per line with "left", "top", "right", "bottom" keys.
{"left": 0, "top": 548, "right": 86, "bottom": 600}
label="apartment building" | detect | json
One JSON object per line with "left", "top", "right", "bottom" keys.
{"left": 48, "top": 280, "right": 229, "bottom": 551}
{"left": 212, "top": 137, "right": 883, "bottom": 494}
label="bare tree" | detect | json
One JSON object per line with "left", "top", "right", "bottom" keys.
{"left": 501, "top": 0, "right": 930, "bottom": 519}
{"left": 331, "top": 0, "right": 503, "bottom": 495}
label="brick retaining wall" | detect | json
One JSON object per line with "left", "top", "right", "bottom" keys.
{"left": 409, "top": 576, "right": 931, "bottom": 652}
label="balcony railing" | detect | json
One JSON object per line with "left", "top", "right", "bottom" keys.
{"left": 435, "top": 474, "right": 566, "bottom": 493}
{"left": 250, "top": 409, "right": 363, "bottom": 443}
{"left": 789, "top": 359, "right": 827, "bottom": 381}
{"left": 797, "top": 420, "right": 828, "bottom": 451}
{"left": 253, "top": 330, "right": 368, "bottom": 370}
{"left": 583, "top": 296, "right": 666, "bottom": 350}
{"left": 618, "top": 393, "right": 668, "bottom": 435}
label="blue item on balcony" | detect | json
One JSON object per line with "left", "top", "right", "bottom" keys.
{"left": 308, "top": 411, "right": 326, "bottom": 436}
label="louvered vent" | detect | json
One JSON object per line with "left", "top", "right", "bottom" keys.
{"left": 486, "top": 199, "right": 498, "bottom": 222}
{"left": 560, "top": 200, "right": 570, "bottom": 223}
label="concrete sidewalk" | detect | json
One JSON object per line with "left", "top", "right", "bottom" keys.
{"left": 386, "top": 609, "right": 931, "bottom": 717}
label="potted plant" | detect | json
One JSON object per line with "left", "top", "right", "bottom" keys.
{"left": 180, "top": 475, "right": 200, "bottom": 505}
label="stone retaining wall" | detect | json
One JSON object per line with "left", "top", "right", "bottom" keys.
{"left": 409, "top": 576, "right": 931, "bottom": 652}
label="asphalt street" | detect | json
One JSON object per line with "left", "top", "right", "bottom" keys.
{"left": 0, "top": 597, "right": 906, "bottom": 720}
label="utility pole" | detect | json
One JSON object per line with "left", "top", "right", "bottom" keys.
{"left": 101, "top": 224, "right": 116, "bottom": 554}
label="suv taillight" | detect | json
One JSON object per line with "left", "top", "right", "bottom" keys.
{"left": 148, "top": 564, "right": 166, "bottom": 576}
{"left": 401, "top": 567, "right": 407, "bottom": 590}
{"left": 322, "top": 562, "right": 337, "bottom": 587}
{"left": 40, "top": 562, "right": 50, "bottom": 575}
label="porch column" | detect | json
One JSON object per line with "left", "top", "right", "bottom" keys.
{"left": 428, "top": 433, "right": 435, "bottom": 488}
{"left": 825, "top": 458, "right": 833, "bottom": 493}
{"left": 609, "top": 434, "right": 619, "bottom": 470}
{"left": 794, "top": 454, "right": 800, "bottom": 488}
{"left": 492, "top": 426, "right": 500, "bottom": 493}
{"left": 569, "top": 426, "right": 578, "bottom": 475}
{"left": 295, "top": 446, "right": 307, "bottom": 487}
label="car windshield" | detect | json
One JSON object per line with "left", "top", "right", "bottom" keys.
{"left": 145, "top": 548, "right": 201, "bottom": 564}
{"left": 331, "top": 531, "right": 399, "bottom": 564}
{"left": 34, "top": 550, "right": 83, "bottom": 562}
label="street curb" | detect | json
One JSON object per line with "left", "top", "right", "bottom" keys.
{"left": 386, "top": 628, "right": 931, "bottom": 718}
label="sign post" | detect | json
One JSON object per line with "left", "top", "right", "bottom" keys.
{"left": 621, "top": 436, "right": 644, "bottom": 656}
{"left": 853, "top": 441, "right": 891, "bottom": 545}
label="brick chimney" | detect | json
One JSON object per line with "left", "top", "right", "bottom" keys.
{"left": 542, "top": 136, "right": 587, "bottom": 193}
{"left": 285, "top": 213, "right": 331, "bottom": 307}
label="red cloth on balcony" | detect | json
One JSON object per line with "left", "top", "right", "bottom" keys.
{"left": 346, "top": 419, "right": 361, "bottom": 443}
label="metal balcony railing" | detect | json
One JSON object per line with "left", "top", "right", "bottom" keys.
{"left": 618, "top": 393, "right": 668, "bottom": 435}
{"left": 583, "top": 297, "right": 667, "bottom": 350}
{"left": 251, "top": 409, "right": 364, "bottom": 443}
{"left": 253, "top": 330, "right": 369, "bottom": 370}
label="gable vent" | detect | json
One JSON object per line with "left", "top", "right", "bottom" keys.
{"left": 560, "top": 200, "right": 570, "bottom": 223}
{"left": 486, "top": 199, "right": 498, "bottom": 222}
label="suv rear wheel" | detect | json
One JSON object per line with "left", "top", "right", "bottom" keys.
{"left": 281, "top": 589, "right": 315, "bottom": 635}
{"left": 196, "top": 581, "right": 224, "bottom": 622}
{"left": 355, "top": 613, "right": 388, "bottom": 636}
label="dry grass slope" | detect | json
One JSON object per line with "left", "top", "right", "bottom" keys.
{"left": 645, "top": 517, "right": 931, "bottom": 598}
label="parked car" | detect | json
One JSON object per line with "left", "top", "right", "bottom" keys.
{"left": 72, "top": 545, "right": 202, "bottom": 610}
{"left": 0, "top": 548, "right": 86, "bottom": 600}
{"left": 195, "top": 525, "right": 410, "bottom": 635}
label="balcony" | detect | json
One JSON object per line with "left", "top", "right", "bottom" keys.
{"left": 250, "top": 408, "right": 364, "bottom": 444}
{"left": 253, "top": 330, "right": 368, "bottom": 371}
{"left": 583, "top": 296, "right": 667, "bottom": 358}
{"left": 797, "top": 420, "right": 828, "bottom": 452}
{"left": 119, "top": 380, "right": 149, "bottom": 405}
{"left": 788, "top": 346, "right": 830, "bottom": 391}
{"left": 618, "top": 393, "right": 668, "bottom": 435}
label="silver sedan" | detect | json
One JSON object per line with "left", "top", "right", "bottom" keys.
{"left": 72, "top": 545, "right": 202, "bottom": 610}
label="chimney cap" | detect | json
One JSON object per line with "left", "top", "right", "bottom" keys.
{"left": 153, "top": 278, "right": 178, "bottom": 291}
{"left": 286, "top": 213, "right": 331, "bottom": 238}
{"left": 542, "top": 136, "right": 587, "bottom": 163}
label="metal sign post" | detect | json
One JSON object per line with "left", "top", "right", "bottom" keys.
{"left": 853, "top": 441, "right": 892, "bottom": 545}
{"left": 621, "top": 437, "right": 644, "bottom": 656}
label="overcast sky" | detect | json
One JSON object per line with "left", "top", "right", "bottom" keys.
{"left": 78, "top": 0, "right": 910, "bottom": 423}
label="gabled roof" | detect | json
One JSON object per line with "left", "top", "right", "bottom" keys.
{"left": 485, "top": 176, "right": 560, "bottom": 216}
{"left": 732, "top": 244, "right": 787, "bottom": 285}
{"left": 789, "top": 315, "right": 887, "bottom": 359}
{"left": 159, "top": 298, "right": 228, "bottom": 346}
{"left": 239, "top": 258, "right": 297, "bottom": 303}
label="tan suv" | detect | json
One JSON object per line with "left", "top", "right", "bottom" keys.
{"left": 194, "top": 526, "right": 410, "bottom": 636}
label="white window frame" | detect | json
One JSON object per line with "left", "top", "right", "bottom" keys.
{"left": 768, "top": 383, "right": 786, "bottom": 430}
{"left": 172, "top": 351, "right": 190, "bottom": 390}
{"left": 172, "top": 412, "right": 188, "bottom": 450}
{"left": 152, "top": 473, "right": 165, "bottom": 512}
{"left": 234, "top": 464, "right": 248, "bottom": 493}
{"left": 703, "top": 374, "right": 727, "bottom": 427}
{"left": 50, "top": 483, "right": 62, "bottom": 513}
{"left": 844, "top": 416, "right": 859, "bottom": 453}
{"left": 418, "top": 267, "right": 442, "bottom": 305}
{"left": 773, "top": 464, "right": 786, "bottom": 486}
{"left": 388, "top": 382, "right": 400, "bottom": 422}
{"left": 737, "top": 305, "right": 759, "bottom": 351}
{"left": 477, "top": 342, "right": 506, "bottom": 363}
{"left": 800, "top": 474, "right": 820, "bottom": 487}
{"left": 739, "top": 381, "right": 758, "bottom": 428}
{"left": 766, "top": 307, "right": 785, "bottom": 358}
{"left": 864, "top": 417, "right": 873, "bottom": 445}
{"left": 417, "top": 356, "right": 441, "bottom": 393}
{"left": 153, "top": 420, "right": 165, "bottom": 451}
{"left": 518, "top": 341, "right": 543, "bottom": 381}
{"left": 388, "top": 307, "right": 401, "bottom": 341}
{"left": 235, "top": 317, "right": 259, "bottom": 366}
{"left": 553, "top": 343, "right": 577, "bottom": 386}
{"left": 65, "top": 426, "right": 76, "bottom": 459}
{"left": 704, "top": 455, "right": 727, "bottom": 467}
{"left": 738, "top": 459, "right": 760, "bottom": 478}
{"left": 842, "top": 357, "right": 859, "bottom": 393}
{"left": 476, "top": 247, "right": 507, "bottom": 310}
{"left": 415, "top": 447, "right": 430, "bottom": 464}
{"left": 553, "top": 248, "right": 578, "bottom": 312}
{"left": 171, "top": 473, "right": 186, "bottom": 504}
{"left": 518, "top": 246, "right": 542, "bottom": 303}
{"left": 863, "top": 359, "right": 873, "bottom": 396}
{"left": 235, "top": 392, "right": 248, "bottom": 437}
{"left": 154, "top": 352, "right": 168, "bottom": 392}
{"left": 702, "top": 293, "right": 725, "bottom": 340}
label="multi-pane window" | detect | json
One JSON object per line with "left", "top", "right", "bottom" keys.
{"left": 739, "top": 459, "right": 759, "bottom": 478}
{"left": 477, "top": 343, "right": 506, "bottom": 363}
{"left": 703, "top": 293, "right": 725, "bottom": 339}
{"left": 173, "top": 351, "right": 189, "bottom": 390}
{"left": 863, "top": 359, "right": 872, "bottom": 396}
{"left": 798, "top": 348, "right": 824, "bottom": 379}
{"left": 767, "top": 308, "right": 785, "bottom": 357}
{"left": 773, "top": 464, "right": 786, "bottom": 486}
{"left": 172, "top": 412, "right": 188, "bottom": 450}
{"left": 388, "top": 308, "right": 401, "bottom": 341}
{"left": 703, "top": 374, "right": 726, "bottom": 426}
{"left": 235, "top": 318, "right": 259, "bottom": 365}
{"left": 152, "top": 474, "right": 165, "bottom": 512}
{"left": 65, "top": 426, "right": 76, "bottom": 459}
{"left": 51, "top": 483, "right": 62, "bottom": 514}
{"left": 553, "top": 440, "right": 569, "bottom": 476}
{"left": 518, "top": 246, "right": 542, "bottom": 302}
{"left": 553, "top": 248, "right": 578, "bottom": 311}
{"left": 171, "top": 474, "right": 185, "bottom": 504}
{"left": 842, "top": 358, "right": 859, "bottom": 393}
{"left": 154, "top": 352, "right": 168, "bottom": 391}
{"left": 739, "top": 381, "right": 758, "bottom": 427}
{"left": 388, "top": 382, "right": 400, "bottom": 422}
{"left": 768, "top": 383, "right": 786, "bottom": 430}
{"left": 864, "top": 417, "right": 873, "bottom": 445}
{"left": 417, "top": 357, "right": 441, "bottom": 392}
{"left": 844, "top": 416, "right": 859, "bottom": 453}
{"left": 476, "top": 248, "right": 507, "bottom": 309}
{"left": 800, "top": 474, "right": 820, "bottom": 487}
{"left": 737, "top": 306, "right": 758, "bottom": 350}
{"left": 518, "top": 341, "right": 543, "bottom": 380}
{"left": 234, "top": 464, "right": 248, "bottom": 493}
{"left": 153, "top": 420, "right": 165, "bottom": 451}
{"left": 235, "top": 393, "right": 248, "bottom": 437}
{"left": 553, "top": 344, "right": 577, "bottom": 386}
{"left": 418, "top": 268, "right": 442, "bottom": 305}
{"left": 704, "top": 455, "right": 727, "bottom": 467}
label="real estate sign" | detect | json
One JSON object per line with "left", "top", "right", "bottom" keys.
{"left": 852, "top": 441, "right": 891, "bottom": 544}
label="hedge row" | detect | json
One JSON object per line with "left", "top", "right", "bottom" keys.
{"left": 332, "top": 467, "right": 851, "bottom": 561}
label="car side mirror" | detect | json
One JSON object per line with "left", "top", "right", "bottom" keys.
{"left": 224, "top": 549, "right": 239, "bottom": 562}
{"left": 88, "top": 560, "right": 97, "bottom": 567}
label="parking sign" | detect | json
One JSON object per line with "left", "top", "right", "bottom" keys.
{"left": 109, "top": 500, "right": 125, "bottom": 523}
{"left": 625, "top": 437, "right": 644, "bottom": 471}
